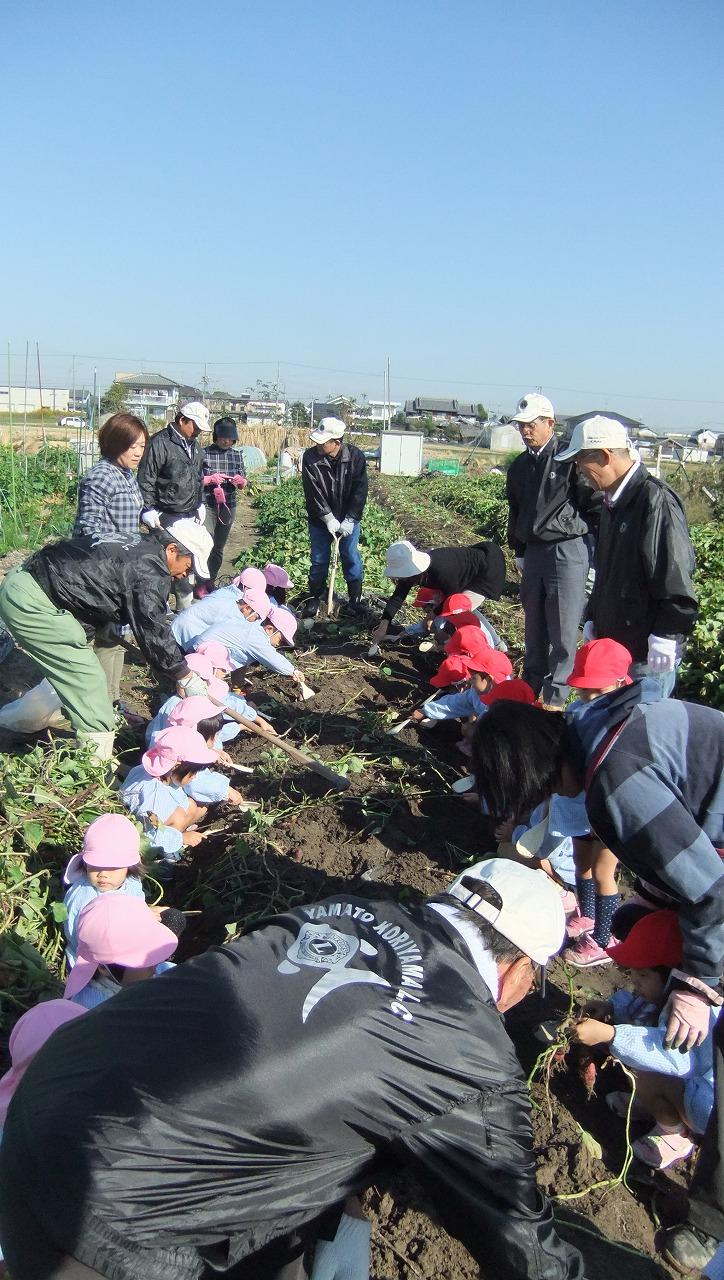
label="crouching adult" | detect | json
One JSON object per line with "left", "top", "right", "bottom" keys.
{"left": 0, "top": 860, "right": 586, "bottom": 1280}
{"left": 0, "top": 521, "right": 212, "bottom": 760}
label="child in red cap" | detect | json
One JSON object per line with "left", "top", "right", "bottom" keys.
{"left": 574, "top": 910, "right": 720, "bottom": 1168}
{"left": 560, "top": 638, "right": 635, "bottom": 969}
{"left": 410, "top": 643, "right": 513, "bottom": 736}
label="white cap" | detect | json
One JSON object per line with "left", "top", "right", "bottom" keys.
{"left": 556, "top": 415, "right": 637, "bottom": 461}
{"left": 166, "top": 518, "right": 213, "bottom": 580}
{"left": 384, "top": 539, "right": 431, "bottom": 579}
{"left": 310, "top": 417, "right": 346, "bottom": 444}
{"left": 180, "top": 401, "right": 211, "bottom": 433}
{"left": 511, "top": 392, "right": 555, "bottom": 424}
{"left": 447, "top": 857, "right": 565, "bottom": 966}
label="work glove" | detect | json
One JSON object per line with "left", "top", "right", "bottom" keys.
{"left": 323, "top": 513, "right": 342, "bottom": 535}
{"left": 582, "top": 620, "right": 596, "bottom": 643}
{"left": 647, "top": 634, "right": 678, "bottom": 673}
{"left": 203, "top": 473, "right": 224, "bottom": 486}
{"left": 230, "top": 474, "right": 248, "bottom": 489}
{"left": 665, "top": 988, "right": 712, "bottom": 1051}
{"left": 339, "top": 517, "right": 355, "bottom": 537}
{"left": 196, "top": 504, "right": 207, "bottom": 524}
{"left": 514, "top": 556, "right": 525, "bottom": 574}
{"left": 141, "top": 509, "right": 162, "bottom": 530}
{"left": 310, "top": 1213, "right": 372, "bottom": 1280}
{"left": 177, "top": 673, "right": 209, "bottom": 699}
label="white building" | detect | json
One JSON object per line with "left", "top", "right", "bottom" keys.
{"left": 245, "top": 398, "right": 286, "bottom": 425}
{"left": 355, "top": 400, "right": 402, "bottom": 423}
{"left": 115, "top": 372, "right": 183, "bottom": 421}
{"left": 0, "top": 386, "right": 70, "bottom": 413}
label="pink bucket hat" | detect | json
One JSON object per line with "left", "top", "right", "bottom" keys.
{"left": 241, "top": 588, "right": 272, "bottom": 621}
{"left": 141, "top": 726, "right": 218, "bottom": 778}
{"left": 64, "top": 814, "right": 142, "bottom": 886}
{"left": 64, "top": 896, "right": 178, "bottom": 998}
{"left": 0, "top": 1000, "right": 86, "bottom": 1123}
{"left": 263, "top": 563, "right": 295, "bottom": 590}
{"left": 194, "top": 639, "right": 233, "bottom": 672}
{"left": 233, "top": 566, "right": 266, "bottom": 592}
{"left": 267, "top": 605, "right": 298, "bottom": 647}
{"left": 167, "top": 695, "right": 222, "bottom": 731}
{"left": 185, "top": 652, "right": 214, "bottom": 682}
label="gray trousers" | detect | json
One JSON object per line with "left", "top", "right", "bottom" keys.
{"left": 520, "top": 539, "right": 588, "bottom": 706}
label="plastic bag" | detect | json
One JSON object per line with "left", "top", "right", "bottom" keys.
{"left": 0, "top": 679, "right": 64, "bottom": 732}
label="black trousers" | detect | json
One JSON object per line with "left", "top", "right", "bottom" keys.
{"left": 687, "top": 1014, "right": 724, "bottom": 1239}
{"left": 206, "top": 503, "right": 236, "bottom": 583}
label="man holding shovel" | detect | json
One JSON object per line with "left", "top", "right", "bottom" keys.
{"left": 301, "top": 417, "right": 368, "bottom": 620}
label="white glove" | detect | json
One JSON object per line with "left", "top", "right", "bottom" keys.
{"left": 647, "top": 634, "right": 678, "bottom": 673}
{"left": 310, "top": 1213, "right": 372, "bottom": 1280}
{"left": 177, "top": 673, "right": 209, "bottom": 699}
{"left": 514, "top": 556, "right": 524, "bottom": 574}
{"left": 582, "top": 620, "right": 596, "bottom": 643}
{"left": 196, "top": 503, "right": 207, "bottom": 524}
{"left": 142, "top": 509, "right": 162, "bottom": 530}
{"left": 339, "top": 517, "right": 355, "bottom": 537}
{"left": 323, "top": 513, "right": 342, "bottom": 535}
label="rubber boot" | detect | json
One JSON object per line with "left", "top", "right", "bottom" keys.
{"left": 77, "top": 730, "right": 116, "bottom": 764}
{"left": 302, "top": 587, "right": 324, "bottom": 620}
{"left": 341, "top": 582, "right": 365, "bottom": 618}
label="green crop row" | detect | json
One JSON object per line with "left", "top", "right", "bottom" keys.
{"left": 244, "top": 479, "right": 403, "bottom": 594}
{"left": 0, "top": 446, "right": 79, "bottom": 554}
{"left": 678, "top": 522, "right": 724, "bottom": 708}
{"left": 414, "top": 472, "right": 510, "bottom": 542}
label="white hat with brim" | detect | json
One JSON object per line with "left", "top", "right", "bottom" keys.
{"left": 310, "top": 417, "right": 346, "bottom": 444}
{"left": 384, "top": 540, "right": 431, "bottom": 579}
{"left": 166, "top": 518, "right": 213, "bottom": 580}
{"left": 556, "top": 415, "right": 637, "bottom": 461}
{"left": 180, "top": 401, "right": 211, "bottom": 433}
{"left": 511, "top": 392, "right": 555, "bottom": 424}
{"left": 447, "top": 856, "right": 565, "bottom": 966}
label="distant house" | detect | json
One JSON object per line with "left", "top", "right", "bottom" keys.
{"left": 209, "top": 391, "right": 250, "bottom": 416}
{"left": 309, "top": 397, "right": 354, "bottom": 425}
{"left": 115, "top": 372, "right": 190, "bottom": 422}
{"left": 555, "top": 410, "right": 644, "bottom": 438}
{"left": 404, "top": 397, "right": 480, "bottom": 425}
{"left": 353, "top": 399, "right": 402, "bottom": 424}
{"left": 245, "top": 398, "right": 286, "bottom": 426}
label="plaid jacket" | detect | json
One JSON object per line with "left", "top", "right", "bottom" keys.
{"left": 203, "top": 445, "right": 247, "bottom": 506}
{"left": 73, "top": 459, "right": 143, "bottom": 537}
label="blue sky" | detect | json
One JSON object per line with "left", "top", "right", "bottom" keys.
{"left": 4, "top": 0, "right": 723, "bottom": 429}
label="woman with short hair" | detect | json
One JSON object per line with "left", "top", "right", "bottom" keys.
{"left": 73, "top": 413, "right": 148, "bottom": 539}
{"left": 73, "top": 412, "right": 148, "bottom": 712}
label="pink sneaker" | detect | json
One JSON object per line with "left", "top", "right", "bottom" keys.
{"left": 566, "top": 912, "right": 594, "bottom": 940}
{"left": 563, "top": 934, "right": 613, "bottom": 967}
{"left": 559, "top": 890, "right": 578, "bottom": 916}
{"left": 633, "top": 1125, "right": 695, "bottom": 1169}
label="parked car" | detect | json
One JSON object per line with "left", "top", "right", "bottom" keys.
{"left": 58, "top": 415, "right": 83, "bottom": 429}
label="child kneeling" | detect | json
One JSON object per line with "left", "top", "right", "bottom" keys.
{"left": 120, "top": 726, "right": 222, "bottom": 861}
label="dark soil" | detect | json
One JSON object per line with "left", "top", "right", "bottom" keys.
{"left": 0, "top": 505, "right": 683, "bottom": 1279}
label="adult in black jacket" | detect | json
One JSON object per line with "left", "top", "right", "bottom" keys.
{"left": 371, "top": 538, "right": 505, "bottom": 648}
{"left": 301, "top": 418, "right": 368, "bottom": 616}
{"left": 557, "top": 415, "right": 697, "bottom": 695}
{"left": 0, "top": 859, "right": 586, "bottom": 1280}
{"left": 506, "top": 393, "right": 600, "bottom": 708}
{"left": 0, "top": 528, "right": 208, "bottom": 758}
{"left": 138, "top": 402, "right": 212, "bottom": 609}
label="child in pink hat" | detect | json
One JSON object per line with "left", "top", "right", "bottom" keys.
{"left": 0, "top": 1000, "right": 86, "bottom": 1129}
{"left": 120, "top": 726, "right": 219, "bottom": 862}
{"left": 146, "top": 656, "right": 273, "bottom": 753}
{"left": 263, "top": 562, "right": 295, "bottom": 607}
{"left": 154, "top": 696, "right": 254, "bottom": 811}
{"left": 232, "top": 565, "right": 266, "bottom": 592}
{"left": 64, "top": 895, "right": 179, "bottom": 1010}
{"left": 194, "top": 639, "right": 234, "bottom": 673}
{"left": 62, "top": 814, "right": 147, "bottom": 967}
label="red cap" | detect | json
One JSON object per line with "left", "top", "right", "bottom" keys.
{"left": 445, "top": 625, "right": 491, "bottom": 659}
{"left": 567, "top": 639, "right": 633, "bottom": 689}
{"left": 445, "top": 611, "right": 483, "bottom": 632}
{"left": 465, "top": 647, "right": 513, "bottom": 683}
{"left": 430, "top": 654, "right": 471, "bottom": 688}
{"left": 480, "top": 678, "right": 536, "bottom": 706}
{"left": 606, "top": 910, "right": 682, "bottom": 969}
{"left": 412, "top": 587, "right": 441, "bottom": 608}
{"left": 439, "top": 593, "right": 472, "bottom": 617}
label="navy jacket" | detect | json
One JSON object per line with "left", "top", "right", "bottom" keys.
{"left": 506, "top": 437, "right": 600, "bottom": 556}
{"left": 302, "top": 443, "right": 368, "bottom": 526}
{"left": 0, "top": 895, "right": 583, "bottom": 1280}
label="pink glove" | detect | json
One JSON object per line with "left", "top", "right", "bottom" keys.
{"left": 664, "top": 988, "right": 712, "bottom": 1051}
{"left": 230, "top": 474, "right": 248, "bottom": 489}
{"left": 203, "top": 472, "right": 224, "bottom": 486}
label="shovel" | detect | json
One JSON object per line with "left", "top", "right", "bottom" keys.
{"left": 386, "top": 693, "right": 439, "bottom": 736}
{"left": 207, "top": 696, "right": 351, "bottom": 792}
{"left": 327, "top": 532, "right": 341, "bottom": 619}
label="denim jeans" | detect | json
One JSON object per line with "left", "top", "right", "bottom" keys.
{"left": 308, "top": 521, "right": 363, "bottom": 594}
{"left": 629, "top": 659, "right": 677, "bottom": 698}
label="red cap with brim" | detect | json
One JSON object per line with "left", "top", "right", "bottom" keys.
{"left": 430, "top": 654, "right": 472, "bottom": 688}
{"left": 439, "top": 593, "right": 472, "bottom": 617}
{"left": 567, "top": 639, "right": 633, "bottom": 689}
{"left": 480, "top": 678, "right": 536, "bottom": 706}
{"left": 606, "top": 909, "right": 682, "bottom": 969}
{"left": 464, "top": 648, "right": 514, "bottom": 683}
{"left": 445, "top": 625, "right": 491, "bottom": 658}
{"left": 412, "top": 588, "right": 442, "bottom": 608}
